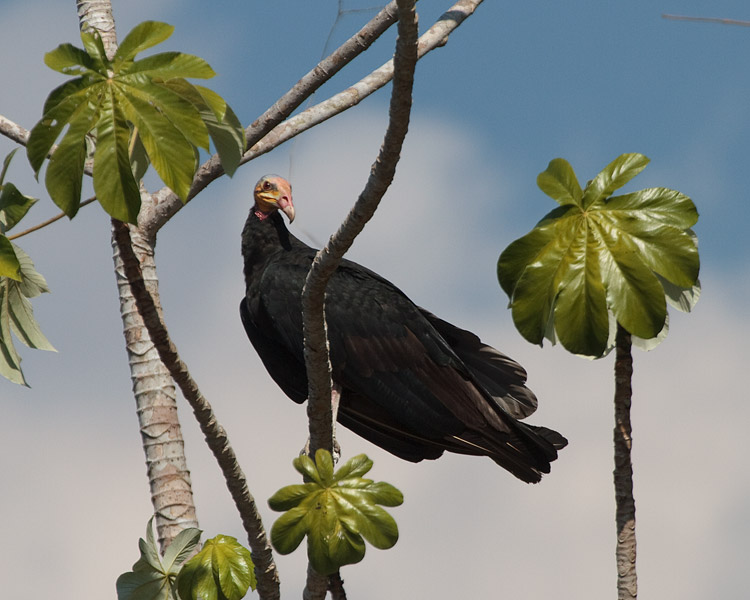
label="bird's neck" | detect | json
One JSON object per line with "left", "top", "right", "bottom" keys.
{"left": 241, "top": 209, "right": 294, "bottom": 284}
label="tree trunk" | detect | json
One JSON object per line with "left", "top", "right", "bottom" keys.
{"left": 76, "top": 0, "right": 199, "bottom": 553}
{"left": 112, "top": 220, "right": 199, "bottom": 551}
{"left": 613, "top": 324, "right": 637, "bottom": 599}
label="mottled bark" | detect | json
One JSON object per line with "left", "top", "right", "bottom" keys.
{"left": 76, "top": 0, "right": 117, "bottom": 58}
{"left": 76, "top": 0, "right": 200, "bottom": 552}
{"left": 112, "top": 217, "right": 199, "bottom": 550}
{"left": 301, "top": 1, "right": 418, "bottom": 597}
{"left": 613, "top": 324, "right": 637, "bottom": 599}
{"left": 112, "top": 219, "right": 280, "bottom": 600}
{"left": 302, "top": 0, "right": 418, "bottom": 457}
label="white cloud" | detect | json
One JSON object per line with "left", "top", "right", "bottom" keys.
{"left": 0, "top": 4, "right": 747, "bottom": 598}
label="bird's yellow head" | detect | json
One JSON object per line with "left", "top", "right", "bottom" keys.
{"left": 253, "top": 174, "right": 295, "bottom": 222}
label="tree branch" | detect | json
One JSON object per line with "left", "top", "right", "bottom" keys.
{"left": 0, "top": 114, "right": 29, "bottom": 146}
{"left": 662, "top": 13, "right": 750, "bottom": 27}
{"left": 613, "top": 324, "right": 637, "bottom": 600}
{"left": 141, "top": 0, "right": 483, "bottom": 239}
{"left": 300, "top": 0, "right": 417, "bottom": 596}
{"left": 112, "top": 219, "right": 280, "bottom": 600}
{"left": 140, "top": 1, "right": 400, "bottom": 238}
{"left": 302, "top": 0, "right": 418, "bottom": 457}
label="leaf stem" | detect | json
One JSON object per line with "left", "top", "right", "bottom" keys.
{"left": 8, "top": 196, "right": 98, "bottom": 241}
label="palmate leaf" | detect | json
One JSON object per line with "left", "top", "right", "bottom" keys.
{"left": 268, "top": 450, "right": 403, "bottom": 576}
{"left": 27, "top": 20, "right": 245, "bottom": 224}
{"left": 498, "top": 153, "right": 700, "bottom": 358}
{"left": 0, "top": 182, "right": 38, "bottom": 232}
{"left": 0, "top": 245, "right": 56, "bottom": 386}
{"left": 176, "top": 535, "right": 256, "bottom": 600}
{"left": 0, "top": 153, "right": 54, "bottom": 385}
{"left": 116, "top": 518, "right": 201, "bottom": 600}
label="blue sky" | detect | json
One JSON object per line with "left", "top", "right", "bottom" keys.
{"left": 1, "top": 1, "right": 748, "bottom": 599}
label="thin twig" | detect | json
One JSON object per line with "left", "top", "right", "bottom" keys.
{"left": 8, "top": 196, "right": 98, "bottom": 241}
{"left": 662, "top": 13, "right": 750, "bottom": 27}
{"left": 300, "top": 0, "right": 418, "bottom": 597}
{"left": 112, "top": 219, "right": 280, "bottom": 600}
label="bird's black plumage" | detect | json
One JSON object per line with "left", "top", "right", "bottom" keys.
{"left": 241, "top": 177, "right": 566, "bottom": 483}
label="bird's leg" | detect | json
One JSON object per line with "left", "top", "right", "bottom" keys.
{"left": 301, "top": 382, "right": 342, "bottom": 462}
{"left": 331, "top": 382, "right": 341, "bottom": 462}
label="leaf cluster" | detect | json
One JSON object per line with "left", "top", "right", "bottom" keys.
{"left": 116, "top": 519, "right": 201, "bottom": 600}
{"left": 0, "top": 150, "right": 55, "bottom": 385}
{"left": 27, "top": 20, "right": 245, "bottom": 223}
{"left": 268, "top": 450, "right": 403, "bottom": 576}
{"left": 498, "top": 153, "right": 700, "bottom": 358}
{"left": 117, "top": 520, "right": 255, "bottom": 600}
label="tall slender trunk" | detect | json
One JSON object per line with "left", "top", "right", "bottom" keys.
{"left": 112, "top": 221, "right": 200, "bottom": 551}
{"left": 76, "top": 0, "right": 199, "bottom": 552}
{"left": 613, "top": 324, "right": 637, "bottom": 599}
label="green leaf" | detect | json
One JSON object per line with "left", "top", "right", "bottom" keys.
{"left": 0, "top": 148, "right": 18, "bottom": 185}
{"left": 0, "top": 183, "right": 38, "bottom": 232}
{"left": 498, "top": 154, "right": 700, "bottom": 357}
{"left": 0, "top": 244, "right": 53, "bottom": 384}
{"left": 93, "top": 89, "right": 141, "bottom": 222}
{"left": 168, "top": 82, "right": 245, "bottom": 176}
{"left": 27, "top": 79, "right": 94, "bottom": 176}
{"left": 80, "top": 30, "right": 109, "bottom": 70}
{"left": 119, "top": 78, "right": 210, "bottom": 150}
{"left": 114, "top": 21, "right": 175, "bottom": 65}
{"left": 550, "top": 223, "right": 610, "bottom": 357}
{"left": 269, "top": 450, "right": 403, "bottom": 575}
{"left": 14, "top": 245, "right": 51, "bottom": 298}
{"left": 31, "top": 20, "right": 242, "bottom": 222}
{"left": 161, "top": 527, "right": 201, "bottom": 573}
{"left": 0, "top": 236, "right": 20, "bottom": 280}
{"left": 44, "top": 43, "right": 97, "bottom": 75}
{"left": 7, "top": 283, "right": 55, "bottom": 351}
{"left": 44, "top": 96, "right": 101, "bottom": 218}
{"left": 115, "top": 87, "right": 197, "bottom": 201}
{"left": 580, "top": 153, "right": 650, "bottom": 210}
{"left": 176, "top": 535, "right": 256, "bottom": 600}
{"left": 0, "top": 280, "right": 25, "bottom": 384}
{"left": 129, "top": 130, "right": 151, "bottom": 183}
{"left": 537, "top": 158, "right": 583, "bottom": 206}
{"left": 116, "top": 519, "right": 200, "bottom": 600}
{"left": 123, "top": 52, "right": 216, "bottom": 80}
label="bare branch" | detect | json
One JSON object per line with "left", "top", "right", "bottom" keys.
{"left": 0, "top": 114, "right": 29, "bottom": 146}
{"left": 141, "top": 1, "right": 399, "bottom": 238}
{"left": 112, "top": 219, "right": 280, "bottom": 600}
{"left": 141, "top": 0, "right": 482, "bottom": 239}
{"left": 300, "top": 0, "right": 417, "bottom": 594}
{"left": 662, "top": 13, "right": 750, "bottom": 27}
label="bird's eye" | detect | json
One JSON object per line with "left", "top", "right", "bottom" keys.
{"left": 263, "top": 181, "right": 272, "bottom": 190}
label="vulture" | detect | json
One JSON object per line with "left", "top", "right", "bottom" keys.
{"left": 241, "top": 174, "right": 567, "bottom": 483}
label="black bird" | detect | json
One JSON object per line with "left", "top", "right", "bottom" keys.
{"left": 241, "top": 175, "right": 566, "bottom": 483}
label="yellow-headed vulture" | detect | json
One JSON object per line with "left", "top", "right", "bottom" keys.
{"left": 241, "top": 175, "right": 567, "bottom": 483}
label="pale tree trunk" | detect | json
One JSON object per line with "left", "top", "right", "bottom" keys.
{"left": 77, "top": 0, "right": 199, "bottom": 551}
{"left": 613, "top": 324, "right": 637, "bottom": 599}
{"left": 76, "top": 0, "right": 117, "bottom": 53}
{"left": 112, "top": 219, "right": 200, "bottom": 550}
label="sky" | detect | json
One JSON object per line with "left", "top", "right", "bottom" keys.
{"left": 1, "top": 0, "right": 749, "bottom": 598}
